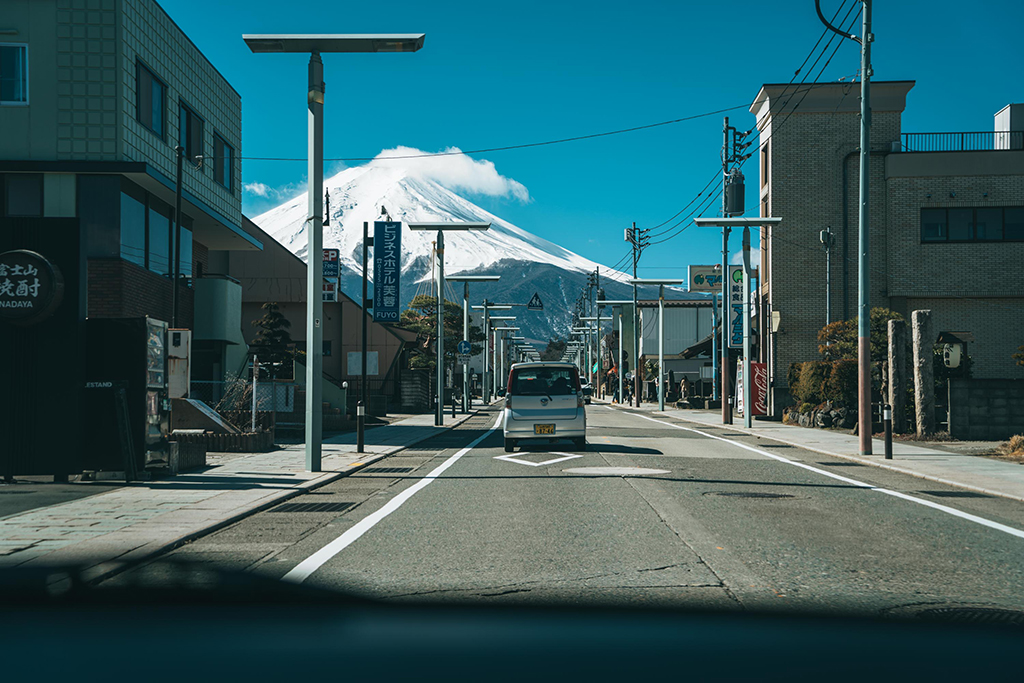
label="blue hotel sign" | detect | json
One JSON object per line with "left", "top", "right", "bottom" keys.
{"left": 373, "top": 221, "right": 402, "bottom": 322}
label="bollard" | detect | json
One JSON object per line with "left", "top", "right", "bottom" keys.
{"left": 356, "top": 401, "right": 365, "bottom": 454}
{"left": 452, "top": 389, "right": 457, "bottom": 418}
{"left": 883, "top": 403, "right": 893, "bottom": 460}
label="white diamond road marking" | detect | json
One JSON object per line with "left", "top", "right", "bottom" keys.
{"left": 494, "top": 452, "right": 584, "bottom": 467}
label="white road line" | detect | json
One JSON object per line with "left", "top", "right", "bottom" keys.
{"left": 620, "top": 409, "right": 1024, "bottom": 541}
{"left": 282, "top": 415, "right": 503, "bottom": 584}
{"left": 494, "top": 453, "right": 583, "bottom": 467}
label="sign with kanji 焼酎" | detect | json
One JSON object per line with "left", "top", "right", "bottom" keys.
{"left": 0, "top": 249, "right": 64, "bottom": 326}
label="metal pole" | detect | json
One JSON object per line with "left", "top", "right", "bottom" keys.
{"left": 482, "top": 301, "right": 490, "bottom": 403}
{"left": 499, "top": 333, "right": 505, "bottom": 394}
{"left": 743, "top": 226, "right": 753, "bottom": 429}
{"left": 251, "top": 355, "right": 258, "bottom": 432}
{"left": 172, "top": 145, "right": 183, "bottom": 329}
{"left": 857, "top": 0, "right": 873, "bottom": 455}
{"left": 463, "top": 281, "right": 469, "bottom": 413}
{"left": 305, "top": 51, "right": 324, "bottom": 472}
{"left": 358, "top": 221, "right": 368, "bottom": 453}
{"left": 617, "top": 307, "right": 623, "bottom": 403}
{"left": 658, "top": 284, "right": 665, "bottom": 411}
{"left": 721, "top": 116, "right": 732, "bottom": 425}
{"left": 631, "top": 223, "right": 640, "bottom": 407}
{"left": 712, "top": 292, "right": 719, "bottom": 401}
{"left": 595, "top": 268, "right": 602, "bottom": 399}
{"left": 824, "top": 227, "right": 832, "bottom": 328}
{"left": 492, "top": 326, "right": 498, "bottom": 399}
{"left": 884, "top": 403, "right": 893, "bottom": 459}
{"left": 436, "top": 230, "right": 444, "bottom": 426}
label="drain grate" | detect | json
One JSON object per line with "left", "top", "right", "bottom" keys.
{"left": 361, "top": 466, "right": 414, "bottom": 474}
{"left": 705, "top": 491, "right": 795, "bottom": 499}
{"left": 917, "top": 607, "right": 1024, "bottom": 626}
{"left": 920, "top": 490, "right": 991, "bottom": 498}
{"left": 271, "top": 502, "right": 354, "bottom": 513}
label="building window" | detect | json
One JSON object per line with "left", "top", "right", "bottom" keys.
{"left": 921, "top": 207, "right": 1024, "bottom": 243}
{"left": 147, "top": 197, "right": 171, "bottom": 275}
{"left": 212, "top": 133, "right": 233, "bottom": 191}
{"left": 178, "top": 102, "right": 204, "bottom": 164}
{"left": 0, "top": 43, "right": 28, "bottom": 105}
{"left": 4, "top": 174, "right": 42, "bottom": 217}
{"left": 120, "top": 188, "right": 147, "bottom": 267}
{"left": 137, "top": 61, "right": 166, "bottom": 139}
{"left": 760, "top": 140, "right": 769, "bottom": 189}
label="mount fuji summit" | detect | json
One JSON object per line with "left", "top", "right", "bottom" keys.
{"left": 252, "top": 155, "right": 665, "bottom": 341}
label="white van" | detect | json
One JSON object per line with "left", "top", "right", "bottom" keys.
{"left": 502, "top": 362, "right": 586, "bottom": 452}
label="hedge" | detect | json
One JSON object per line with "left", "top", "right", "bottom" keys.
{"left": 789, "top": 360, "right": 858, "bottom": 409}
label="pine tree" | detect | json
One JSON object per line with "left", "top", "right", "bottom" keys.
{"left": 398, "top": 294, "right": 485, "bottom": 370}
{"left": 251, "top": 302, "right": 295, "bottom": 370}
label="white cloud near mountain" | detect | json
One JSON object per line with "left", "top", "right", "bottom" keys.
{"left": 243, "top": 181, "right": 271, "bottom": 197}
{"left": 371, "top": 146, "right": 530, "bottom": 203}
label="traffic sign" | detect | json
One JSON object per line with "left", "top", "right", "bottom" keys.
{"left": 457, "top": 353, "right": 471, "bottom": 365}
{"left": 457, "top": 340, "right": 471, "bottom": 355}
{"left": 527, "top": 292, "right": 543, "bottom": 311}
{"left": 322, "top": 248, "right": 339, "bottom": 277}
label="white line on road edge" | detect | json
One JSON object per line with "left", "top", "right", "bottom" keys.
{"left": 282, "top": 414, "right": 503, "bottom": 584}
{"left": 619, "top": 408, "right": 1024, "bottom": 541}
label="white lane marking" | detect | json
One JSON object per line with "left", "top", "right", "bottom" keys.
{"left": 282, "top": 414, "right": 502, "bottom": 584}
{"left": 494, "top": 452, "right": 583, "bottom": 467}
{"left": 620, "top": 409, "right": 1024, "bottom": 542}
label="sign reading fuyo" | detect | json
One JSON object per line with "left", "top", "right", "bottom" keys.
{"left": 373, "top": 221, "right": 402, "bottom": 322}
{"left": 0, "top": 250, "right": 64, "bottom": 326}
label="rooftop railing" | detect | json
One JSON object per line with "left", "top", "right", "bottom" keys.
{"left": 899, "top": 130, "right": 1024, "bottom": 152}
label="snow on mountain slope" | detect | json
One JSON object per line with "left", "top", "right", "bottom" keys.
{"left": 252, "top": 162, "right": 629, "bottom": 282}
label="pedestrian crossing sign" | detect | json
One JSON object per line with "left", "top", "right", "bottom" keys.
{"left": 527, "top": 292, "right": 543, "bottom": 311}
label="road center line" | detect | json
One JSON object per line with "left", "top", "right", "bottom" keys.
{"left": 618, "top": 408, "right": 1024, "bottom": 541}
{"left": 282, "top": 414, "right": 502, "bottom": 584}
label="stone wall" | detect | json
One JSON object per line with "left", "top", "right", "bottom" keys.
{"left": 948, "top": 378, "right": 1024, "bottom": 440}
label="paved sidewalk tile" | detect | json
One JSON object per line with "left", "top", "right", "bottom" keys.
{"left": 0, "top": 410, "right": 478, "bottom": 578}
{"left": 610, "top": 400, "right": 1024, "bottom": 502}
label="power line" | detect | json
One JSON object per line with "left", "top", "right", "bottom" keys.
{"left": 239, "top": 104, "right": 751, "bottom": 163}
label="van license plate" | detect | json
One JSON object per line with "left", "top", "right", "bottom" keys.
{"left": 534, "top": 424, "right": 555, "bottom": 435}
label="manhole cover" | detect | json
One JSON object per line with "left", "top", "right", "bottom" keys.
{"left": 361, "top": 467, "right": 414, "bottom": 474}
{"left": 916, "top": 607, "right": 1024, "bottom": 626}
{"left": 704, "top": 491, "right": 795, "bottom": 499}
{"left": 562, "top": 467, "right": 670, "bottom": 476}
{"left": 271, "top": 502, "right": 355, "bottom": 513}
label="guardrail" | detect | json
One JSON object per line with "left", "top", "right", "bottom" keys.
{"left": 899, "top": 131, "right": 1024, "bottom": 152}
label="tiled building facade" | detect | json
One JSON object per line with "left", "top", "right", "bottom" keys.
{"left": 752, "top": 82, "right": 1024, "bottom": 414}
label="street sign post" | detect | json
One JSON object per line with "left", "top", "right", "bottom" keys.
{"left": 457, "top": 339, "right": 471, "bottom": 366}
{"left": 527, "top": 292, "right": 543, "bottom": 311}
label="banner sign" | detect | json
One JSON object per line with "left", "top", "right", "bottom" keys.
{"left": 728, "top": 265, "right": 744, "bottom": 349}
{"left": 736, "top": 361, "right": 768, "bottom": 416}
{"left": 322, "top": 278, "right": 338, "bottom": 302}
{"left": 322, "top": 248, "right": 339, "bottom": 277}
{"left": 373, "top": 221, "right": 402, "bottom": 322}
{"left": 0, "top": 249, "right": 64, "bottom": 326}
{"left": 687, "top": 265, "right": 722, "bottom": 293}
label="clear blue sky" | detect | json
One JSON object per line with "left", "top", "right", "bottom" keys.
{"left": 162, "top": 0, "right": 1023, "bottom": 276}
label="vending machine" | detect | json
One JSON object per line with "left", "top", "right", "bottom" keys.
{"left": 84, "top": 317, "right": 171, "bottom": 474}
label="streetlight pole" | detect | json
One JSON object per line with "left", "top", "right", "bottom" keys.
{"left": 171, "top": 145, "right": 184, "bottom": 329}
{"left": 449, "top": 277, "right": 500, "bottom": 413}
{"left": 358, "top": 220, "right": 371, "bottom": 453}
{"left": 821, "top": 226, "right": 833, "bottom": 328}
{"left": 743, "top": 226, "right": 753, "bottom": 429}
{"left": 243, "top": 32, "right": 425, "bottom": 471}
{"left": 629, "top": 279, "right": 683, "bottom": 411}
{"left": 815, "top": 0, "right": 872, "bottom": 454}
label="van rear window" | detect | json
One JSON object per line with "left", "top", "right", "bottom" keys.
{"left": 509, "top": 367, "right": 578, "bottom": 396}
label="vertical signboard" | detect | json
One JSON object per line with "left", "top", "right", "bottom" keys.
{"left": 373, "top": 221, "right": 402, "bottom": 322}
{"left": 736, "top": 361, "right": 767, "bottom": 416}
{"left": 322, "top": 248, "right": 339, "bottom": 277}
{"left": 728, "top": 265, "right": 744, "bottom": 349}
{"left": 322, "top": 279, "right": 338, "bottom": 302}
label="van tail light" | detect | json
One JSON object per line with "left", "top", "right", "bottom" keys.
{"left": 577, "top": 393, "right": 585, "bottom": 408}
{"left": 505, "top": 395, "right": 512, "bottom": 410}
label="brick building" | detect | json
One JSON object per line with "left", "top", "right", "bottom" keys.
{"left": 752, "top": 81, "right": 1024, "bottom": 415}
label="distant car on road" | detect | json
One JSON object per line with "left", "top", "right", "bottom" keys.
{"left": 503, "top": 362, "right": 586, "bottom": 452}
{"left": 579, "top": 381, "right": 593, "bottom": 404}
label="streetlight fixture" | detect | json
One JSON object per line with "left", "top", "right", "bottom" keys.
{"left": 694, "top": 216, "right": 781, "bottom": 427}
{"left": 243, "top": 32, "right": 424, "bottom": 471}
{"left": 408, "top": 222, "right": 491, "bottom": 425}
{"left": 471, "top": 303, "right": 512, "bottom": 403}
{"left": 629, "top": 279, "right": 684, "bottom": 411}
{"left": 447, "top": 275, "right": 500, "bottom": 413}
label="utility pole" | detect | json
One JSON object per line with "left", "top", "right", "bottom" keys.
{"left": 171, "top": 145, "right": 184, "bottom": 329}
{"left": 358, "top": 221, "right": 371, "bottom": 453}
{"left": 816, "top": 0, "right": 872, "bottom": 453}
{"left": 821, "top": 226, "right": 834, "bottom": 329}
{"left": 626, "top": 222, "right": 648, "bottom": 405}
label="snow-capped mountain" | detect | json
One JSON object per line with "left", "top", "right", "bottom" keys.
{"left": 252, "top": 160, "right": 692, "bottom": 341}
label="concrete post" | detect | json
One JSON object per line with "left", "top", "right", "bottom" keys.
{"left": 888, "top": 318, "right": 907, "bottom": 433}
{"left": 912, "top": 309, "right": 934, "bottom": 437}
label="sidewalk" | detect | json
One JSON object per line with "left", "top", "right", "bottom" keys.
{"left": 0, "top": 409, "right": 480, "bottom": 582}
{"left": 611, "top": 400, "right": 1024, "bottom": 503}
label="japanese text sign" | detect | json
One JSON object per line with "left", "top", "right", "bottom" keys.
{"left": 373, "top": 222, "right": 402, "bottom": 322}
{"left": 322, "top": 248, "right": 339, "bottom": 277}
{"left": 0, "top": 250, "right": 64, "bottom": 326}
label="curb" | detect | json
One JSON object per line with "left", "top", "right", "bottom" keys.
{"left": 609, "top": 404, "right": 1024, "bottom": 505}
{"left": 80, "top": 409, "right": 485, "bottom": 586}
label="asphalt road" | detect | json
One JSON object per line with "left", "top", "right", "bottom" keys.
{"left": 114, "top": 404, "right": 1024, "bottom": 619}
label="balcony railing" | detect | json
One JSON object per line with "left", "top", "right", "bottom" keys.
{"left": 899, "top": 130, "right": 1024, "bottom": 152}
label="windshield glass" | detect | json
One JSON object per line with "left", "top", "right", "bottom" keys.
{"left": 509, "top": 367, "right": 578, "bottom": 396}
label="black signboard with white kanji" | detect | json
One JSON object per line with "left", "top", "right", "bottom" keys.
{"left": 0, "top": 249, "right": 64, "bottom": 326}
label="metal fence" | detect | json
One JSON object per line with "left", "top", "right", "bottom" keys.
{"left": 899, "top": 130, "right": 1024, "bottom": 152}
{"left": 189, "top": 380, "right": 298, "bottom": 414}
